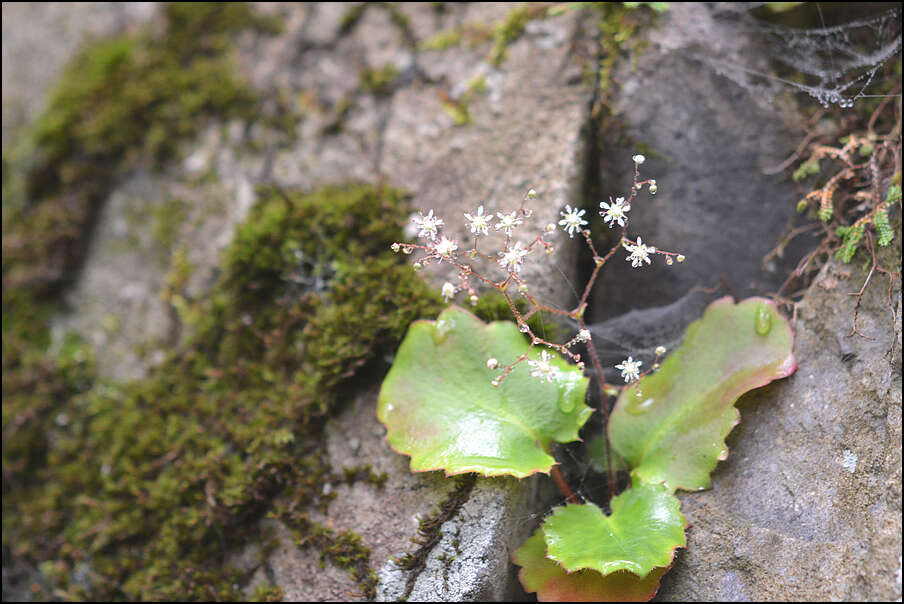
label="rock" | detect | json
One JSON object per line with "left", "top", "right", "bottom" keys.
{"left": 1, "top": 2, "right": 155, "bottom": 146}
{"left": 241, "top": 4, "right": 595, "bottom": 599}
{"left": 51, "top": 129, "right": 269, "bottom": 380}
{"left": 588, "top": 3, "right": 818, "bottom": 322}
{"left": 7, "top": 2, "right": 596, "bottom": 600}
{"left": 657, "top": 243, "right": 902, "bottom": 601}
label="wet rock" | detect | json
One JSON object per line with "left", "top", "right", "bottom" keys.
{"left": 657, "top": 243, "right": 902, "bottom": 601}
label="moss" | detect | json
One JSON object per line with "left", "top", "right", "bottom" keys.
{"left": 322, "top": 95, "right": 355, "bottom": 135}
{"left": 2, "top": 2, "right": 279, "bottom": 301}
{"left": 393, "top": 474, "right": 476, "bottom": 600}
{"left": 341, "top": 464, "right": 389, "bottom": 488}
{"left": 278, "top": 510, "right": 379, "bottom": 599}
{"left": 249, "top": 583, "right": 285, "bottom": 602}
{"left": 418, "top": 28, "right": 463, "bottom": 51}
{"left": 150, "top": 197, "right": 190, "bottom": 262}
{"left": 339, "top": 2, "right": 416, "bottom": 48}
{"left": 472, "top": 291, "right": 559, "bottom": 341}
{"left": 359, "top": 63, "right": 401, "bottom": 97}
{"left": 3, "top": 183, "right": 443, "bottom": 600}
{"left": 440, "top": 74, "right": 488, "bottom": 127}
{"left": 486, "top": 3, "right": 551, "bottom": 67}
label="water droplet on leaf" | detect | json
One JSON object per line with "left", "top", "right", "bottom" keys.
{"left": 433, "top": 319, "right": 454, "bottom": 344}
{"left": 625, "top": 397, "right": 655, "bottom": 415}
{"left": 755, "top": 305, "right": 772, "bottom": 336}
{"left": 557, "top": 390, "right": 576, "bottom": 413}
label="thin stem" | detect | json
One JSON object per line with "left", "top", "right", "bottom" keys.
{"left": 550, "top": 465, "right": 579, "bottom": 504}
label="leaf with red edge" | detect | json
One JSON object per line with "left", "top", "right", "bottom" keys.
{"left": 608, "top": 296, "right": 796, "bottom": 492}
{"left": 514, "top": 527, "right": 670, "bottom": 602}
{"left": 377, "top": 306, "right": 592, "bottom": 478}
{"left": 542, "top": 482, "right": 686, "bottom": 577}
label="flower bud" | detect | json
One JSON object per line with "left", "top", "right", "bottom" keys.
{"left": 527, "top": 188, "right": 537, "bottom": 199}
{"left": 487, "top": 358, "right": 499, "bottom": 370}
{"left": 676, "top": 254, "right": 686, "bottom": 263}
{"left": 633, "top": 154, "right": 645, "bottom": 164}
{"left": 655, "top": 345, "right": 666, "bottom": 356}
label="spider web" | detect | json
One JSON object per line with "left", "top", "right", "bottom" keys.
{"left": 707, "top": 4, "right": 901, "bottom": 108}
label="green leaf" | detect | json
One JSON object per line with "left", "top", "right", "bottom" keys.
{"left": 608, "top": 297, "right": 796, "bottom": 491}
{"left": 792, "top": 159, "right": 820, "bottom": 182}
{"left": 874, "top": 210, "right": 893, "bottom": 247}
{"left": 542, "top": 483, "right": 686, "bottom": 577}
{"left": 885, "top": 183, "right": 902, "bottom": 207}
{"left": 514, "top": 527, "right": 669, "bottom": 602}
{"left": 378, "top": 306, "right": 592, "bottom": 478}
{"left": 835, "top": 223, "right": 863, "bottom": 263}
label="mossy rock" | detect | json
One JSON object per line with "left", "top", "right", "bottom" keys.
{"left": 2, "top": 182, "right": 442, "bottom": 600}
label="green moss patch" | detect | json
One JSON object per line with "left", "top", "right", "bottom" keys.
{"left": 3, "top": 183, "right": 443, "bottom": 600}
{"left": 2, "top": 2, "right": 279, "bottom": 300}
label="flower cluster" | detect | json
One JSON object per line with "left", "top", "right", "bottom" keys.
{"left": 391, "top": 154, "right": 684, "bottom": 388}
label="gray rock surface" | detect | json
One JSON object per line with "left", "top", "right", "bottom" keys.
{"left": 657, "top": 243, "right": 903, "bottom": 601}
{"left": 588, "top": 2, "right": 817, "bottom": 322}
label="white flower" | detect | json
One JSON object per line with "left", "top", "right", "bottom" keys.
{"left": 495, "top": 211, "right": 523, "bottom": 236}
{"left": 558, "top": 205, "right": 588, "bottom": 238}
{"left": 464, "top": 205, "right": 491, "bottom": 236}
{"left": 624, "top": 237, "right": 653, "bottom": 268}
{"left": 412, "top": 209, "right": 444, "bottom": 241}
{"left": 434, "top": 236, "right": 458, "bottom": 259}
{"left": 615, "top": 356, "right": 643, "bottom": 383}
{"left": 441, "top": 282, "right": 455, "bottom": 303}
{"left": 633, "top": 154, "right": 646, "bottom": 164}
{"left": 600, "top": 197, "right": 631, "bottom": 228}
{"left": 577, "top": 329, "right": 591, "bottom": 342}
{"left": 529, "top": 350, "right": 561, "bottom": 383}
{"left": 498, "top": 242, "right": 529, "bottom": 273}
{"left": 486, "top": 358, "right": 499, "bottom": 370}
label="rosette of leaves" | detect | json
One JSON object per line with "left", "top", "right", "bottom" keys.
{"left": 514, "top": 297, "right": 796, "bottom": 601}
{"left": 378, "top": 306, "right": 592, "bottom": 478}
